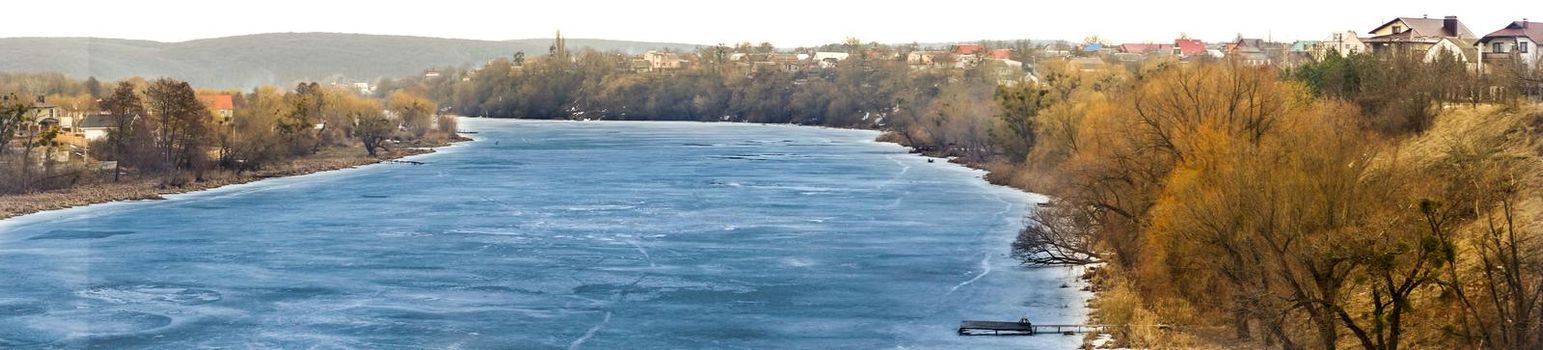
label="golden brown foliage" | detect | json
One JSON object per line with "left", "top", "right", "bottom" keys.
{"left": 1019, "top": 59, "right": 1543, "bottom": 349}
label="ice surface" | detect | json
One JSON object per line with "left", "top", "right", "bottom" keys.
{"left": 0, "top": 119, "right": 1087, "bottom": 348}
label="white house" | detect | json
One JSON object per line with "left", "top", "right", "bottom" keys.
{"left": 643, "top": 51, "right": 690, "bottom": 71}
{"left": 812, "top": 52, "right": 850, "bottom": 68}
{"left": 1477, "top": 21, "right": 1542, "bottom": 71}
{"left": 1317, "top": 31, "right": 1368, "bottom": 58}
{"left": 79, "top": 114, "right": 115, "bottom": 141}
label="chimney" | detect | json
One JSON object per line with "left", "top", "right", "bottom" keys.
{"left": 1443, "top": 16, "right": 1459, "bottom": 37}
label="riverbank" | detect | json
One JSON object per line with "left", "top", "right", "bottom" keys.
{"left": 0, "top": 139, "right": 467, "bottom": 220}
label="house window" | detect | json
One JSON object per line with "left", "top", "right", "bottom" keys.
{"left": 1522, "top": 42, "right": 1531, "bottom": 53}
{"left": 1495, "top": 42, "right": 1508, "bottom": 53}
{"left": 1392, "top": 25, "right": 1403, "bottom": 33}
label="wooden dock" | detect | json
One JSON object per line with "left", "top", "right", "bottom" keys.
{"left": 958, "top": 320, "right": 1112, "bottom": 336}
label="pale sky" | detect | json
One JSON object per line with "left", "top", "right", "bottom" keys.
{"left": 3, "top": 1, "right": 1538, "bottom": 46}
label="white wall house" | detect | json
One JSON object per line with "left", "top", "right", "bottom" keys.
{"left": 1317, "top": 31, "right": 1368, "bottom": 59}
{"left": 79, "top": 114, "right": 115, "bottom": 142}
{"left": 1477, "top": 21, "right": 1542, "bottom": 71}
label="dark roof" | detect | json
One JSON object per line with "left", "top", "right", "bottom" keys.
{"left": 1371, "top": 17, "right": 1478, "bottom": 40}
{"left": 1232, "top": 38, "right": 1266, "bottom": 53}
{"left": 79, "top": 114, "right": 117, "bottom": 128}
{"left": 1479, "top": 21, "right": 1543, "bottom": 43}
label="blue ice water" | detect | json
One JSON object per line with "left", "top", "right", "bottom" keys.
{"left": 0, "top": 119, "right": 1087, "bottom": 349}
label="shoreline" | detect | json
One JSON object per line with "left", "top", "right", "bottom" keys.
{"left": 0, "top": 139, "right": 469, "bottom": 221}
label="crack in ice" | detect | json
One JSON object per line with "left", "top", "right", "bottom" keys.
{"left": 948, "top": 253, "right": 992, "bottom": 294}
{"left": 628, "top": 240, "right": 657, "bottom": 268}
{"left": 567, "top": 311, "right": 611, "bottom": 350}
{"left": 877, "top": 154, "right": 911, "bottom": 190}
{"left": 568, "top": 274, "right": 649, "bottom": 349}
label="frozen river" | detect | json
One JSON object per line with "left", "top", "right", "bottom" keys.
{"left": 0, "top": 119, "right": 1087, "bottom": 348}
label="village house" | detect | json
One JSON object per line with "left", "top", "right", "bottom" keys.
{"left": 79, "top": 112, "right": 115, "bottom": 142}
{"left": 1315, "top": 31, "right": 1368, "bottom": 59}
{"left": 1174, "top": 38, "right": 1207, "bottom": 58}
{"left": 906, "top": 50, "right": 946, "bottom": 69}
{"left": 770, "top": 53, "right": 805, "bottom": 73}
{"left": 982, "top": 58, "right": 1028, "bottom": 86}
{"left": 1476, "top": 20, "right": 1542, "bottom": 71}
{"left": 1228, "top": 38, "right": 1272, "bottom": 65}
{"left": 29, "top": 96, "right": 62, "bottom": 132}
{"left": 643, "top": 51, "right": 691, "bottom": 71}
{"left": 1364, "top": 16, "right": 1479, "bottom": 63}
{"left": 199, "top": 94, "right": 234, "bottom": 123}
{"left": 1080, "top": 42, "right": 1110, "bottom": 56}
{"left": 953, "top": 43, "right": 986, "bottom": 56}
{"left": 1284, "top": 40, "right": 1319, "bottom": 67}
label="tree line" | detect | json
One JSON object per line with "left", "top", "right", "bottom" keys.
{"left": 1, "top": 75, "right": 455, "bottom": 194}
{"left": 378, "top": 45, "right": 1020, "bottom": 162}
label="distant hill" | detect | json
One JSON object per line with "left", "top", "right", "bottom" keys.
{"left": 0, "top": 33, "right": 703, "bottom": 89}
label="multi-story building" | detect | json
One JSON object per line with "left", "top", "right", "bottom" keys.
{"left": 1477, "top": 20, "right": 1542, "bottom": 71}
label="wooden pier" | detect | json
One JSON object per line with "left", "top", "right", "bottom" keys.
{"left": 958, "top": 319, "right": 1112, "bottom": 336}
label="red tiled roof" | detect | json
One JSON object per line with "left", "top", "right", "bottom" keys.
{"left": 200, "top": 95, "right": 234, "bottom": 111}
{"left": 954, "top": 44, "right": 985, "bottom": 55}
{"left": 1174, "top": 39, "right": 1206, "bottom": 56}
{"left": 1480, "top": 21, "right": 1543, "bottom": 43}
{"left": 988, "top": 49, "right": 1013, "bottom": 59}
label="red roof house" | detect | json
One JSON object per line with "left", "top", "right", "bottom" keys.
{"left": 954, "top": 44, "right": 986, "bottom": 55}
{"left": 1477, "top": 21, "right": 1543, "bottom": 68}
{"left": 199, "top": 94, "right": 235, "bottom": 120}
{"left": 1175, "top": 39, "right": 1207, "bottom": 57}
